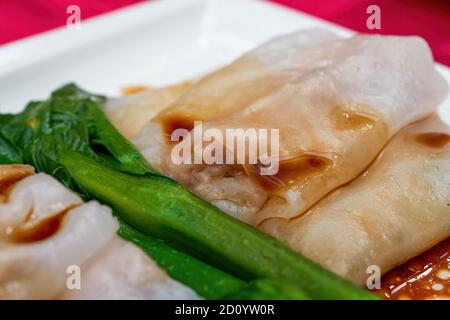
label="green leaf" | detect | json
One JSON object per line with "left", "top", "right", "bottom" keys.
{"left": 0, "top": 83, "right": 156, "bottom": 197}
{"left": 119, "top": 222, "right": 245, "bottom": 299}
{"left": 0, "top": 131, "right": 22, "bottom": 164}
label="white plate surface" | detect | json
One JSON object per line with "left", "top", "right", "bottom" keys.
{"left": 0, "top": 0, "right": 449, "bottom": 123}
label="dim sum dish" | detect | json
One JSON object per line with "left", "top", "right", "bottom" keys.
{"left": 1, "top": 28, "right": 449, "bottom": 300}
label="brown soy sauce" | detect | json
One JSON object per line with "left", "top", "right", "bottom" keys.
{"left": 332, "top": 108, "right": 376, "bottom": 131}
{"left": 7, "top": 205, "right": 78, "bottom": 244}
{"left": 0, "top": 165, "right": 35, "bottom": 202}
{"left": 243, "top": 153, "right": 332, "bottom": 193}
{"left": 376, "top": 237, "right": 450, "bottom": 300}
{"left": 414, "top": 132, "right": 450, "bottom": 149}
{"left": 159, "top": 113, "right": 197, "bottom": 141}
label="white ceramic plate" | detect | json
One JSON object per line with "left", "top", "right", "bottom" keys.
{"left": 0, "top": 0, "right": 449, "bottom": 123}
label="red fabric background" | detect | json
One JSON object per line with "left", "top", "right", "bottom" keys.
{"left": 0, "top": 0, "right": 142, "bottom": 44}
{"left": 0, "top": 0, "right": 449, "bottom": 65}
{"left": 272, "top": 0, "right": 450, "bottom": 66}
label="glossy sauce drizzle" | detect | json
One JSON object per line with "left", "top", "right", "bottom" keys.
{"left": 376, "top": 237, "right": 450, "bottom": 300}
{"left": 243, "top": 153, "right": 332, "bottom": 193}
{"left": 0, "top": 165, "right": 35, "bottom": 201}
{"left": 159, "top": 113, "right": 197, "bottom": 141}
{"left": 7, "top": 205, "right": 78, "bottom": 243}
{"left": 414, "top": 132, "right": 450, "bottom": 149}
{"left": 332, "top": 109, "right": 376, "bottom": 130}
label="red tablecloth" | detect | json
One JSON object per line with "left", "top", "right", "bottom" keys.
{"left": 1, "top": 0, "right": 449, "bottom": 65}
{"left": 272, "top": 0, "right": 450, "bottom": 66}
{"left": 0, "top": 0, "right": 142, "bottom": 44}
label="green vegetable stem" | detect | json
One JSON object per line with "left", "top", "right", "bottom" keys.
{"left": 61, "top": 151, "right": 378, "bottom": 300}
{"left": 119, "top": 223, "right": 309, "bottom": 300}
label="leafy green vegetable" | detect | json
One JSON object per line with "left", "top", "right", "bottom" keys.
{"left": 61, "top": 151, "right": 379, "bottom": 300}
{"left": 0, "top": 131, "right": 22, "bottom": 164}
{"left": 119, "top": 222, "right": 244, "bottom": 299}
{"left": 0, "top": 84, "right": 154, "bottom": 195}
{"left": 223, "top": 279, "right": 310, "bottom": 300}
{"left": 120, "top": 222, "right": 309, "bottom": 299}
